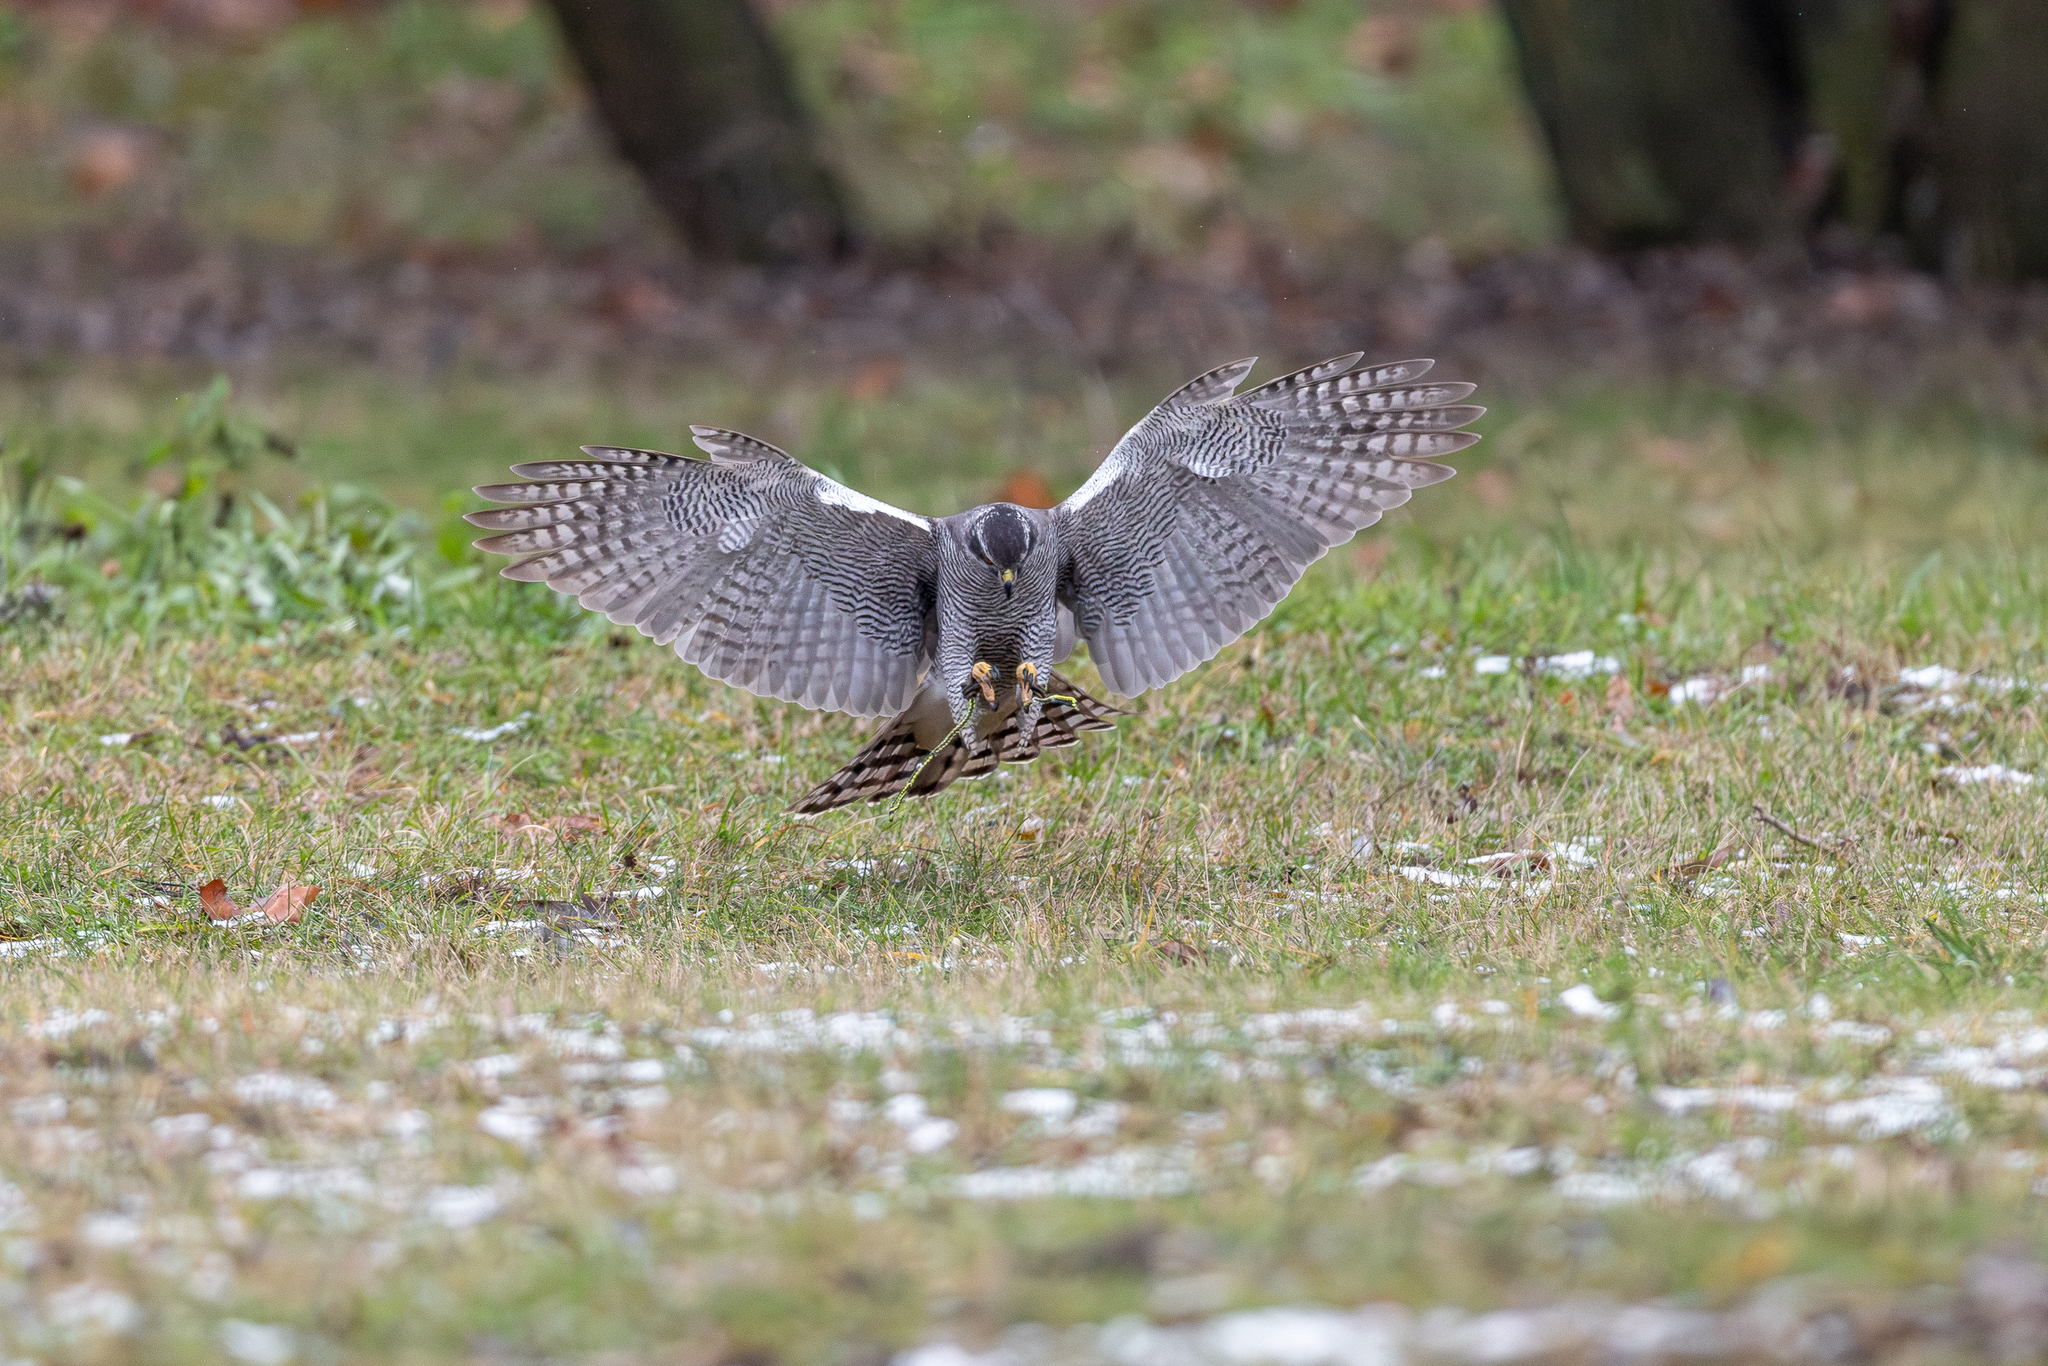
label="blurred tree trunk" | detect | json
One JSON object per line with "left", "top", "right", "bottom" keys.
{"left": 1496, "top": 0, "right": 1810, "bottom": 248}
{"left": 543, "top": 0, "right": 848, "bottom": 265}
{"left": 1918, "top": 0, "right": 2048, "bottom": 279}
{"left": 1791, "top": 1, "right": 1947, "bottom": 253}
{"left": 1501, "top": 0, "right": 2048, "bottom": 280}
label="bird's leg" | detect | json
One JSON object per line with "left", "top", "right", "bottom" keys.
{"left": 970, "top": 661, "right": 999, "bottom": 708}
{"left": 1016, "top": 661, "right": 1040, "bottom": 708}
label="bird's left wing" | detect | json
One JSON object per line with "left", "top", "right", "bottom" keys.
{"left": 1053, "top": 354, "right": 1480, "bottom": 697}
{"left": 467, "top": 430, "right": 936, "bottom": 717}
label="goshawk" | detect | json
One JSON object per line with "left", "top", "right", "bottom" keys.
{"left": 466, "top": 354, "right": 1480, "bottom": 812}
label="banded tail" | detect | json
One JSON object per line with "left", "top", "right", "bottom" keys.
{"left": 789, "top": 671, "right": 1124, "bottom": 814}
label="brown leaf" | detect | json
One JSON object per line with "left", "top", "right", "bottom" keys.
{"left": 1657, "top": 843, "right": 1741, "bottom": 885}
{"left": 495, "top": 810, "right": 549, "bottom": 841}
{"left": 1153, "top": 938, "right": 1205, "bottom": 966}
{"left": 69, "top": 131, "right": 144, "bottom": 199}
{"left": 1604, "top": 673, "right": 1636, "bottom": 723}
{"left": 1467, "top": 466, "right": 1515, "bottom": 512}
{"left": 495, "top": 812, "right": 602, "bottom": 841}
{"left": 995, "top": 469, "right": 1057, "bottom": 509}
{"left": 1350, "top": 538, "right": 1391, "bottom": 578}
{"left": 198, "top": 878, "right": 240, "bottom": 922}
{"left": 257, "top": 882, "right": 319, "bottom": 925}
{"left": 1345, "top": 14, "right": 1417, "bottom": 76}
{"left": 845, "top": 355, "right": 904, "bottom": 402}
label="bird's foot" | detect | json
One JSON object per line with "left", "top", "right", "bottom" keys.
{"left": 1016, "top": 661, "right": 1041, "bottom": 707}
{"left": 971, "top": 661, "right": 999, "bottom": 707}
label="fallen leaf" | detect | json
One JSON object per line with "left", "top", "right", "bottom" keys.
{"left": 845, "top": 355, "right": 904, "bottom": 402}
{"left": 495, "top": 811, "right": 546, "bottom": 839}
{"left": 257, "top": 882, "right": 319, "bottom": 925}
{"left": 496, "top": 811, "right": 603, "bottom": 841}
{"left": 1466, "top": 849, "right": 1551, "bottom": 877}
{"left": 995, "top": 469, "right": 1057, "bottom": 509}
{"left": 1657, "top": 843, "right": 1741, "bottom": 884}
{"left": 69, "top": 130, "right": 144, "bottom": 199}
{"left": 1467, "top": 466, "right": 1515, "bottom": 512}
{"left": 1153, "top": 938, "right": 1205, "bottom": 965}
{"left": 1350, "top": 538, "right": 1391, "bottom": 578}
{"left": 1605, "top": 673, "right": 1636, "bottom": 722}
{"left": 198, "top": 878, "right": 240, "bottom": 922}
{"left": 1345, "top": 14, "right": 1417, "bottom": 76}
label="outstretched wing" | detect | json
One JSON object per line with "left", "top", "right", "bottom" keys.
{"left": 466, "top": 429, "right": 936, "bottom": 717}
{"left": 1054, "top": 355, "right": 1480, "bottom": 697}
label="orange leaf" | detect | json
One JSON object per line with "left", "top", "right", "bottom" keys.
{"left": 995, "top": 469, "right": 1056, "bottom": 510}
{"left": 198, "top": 878, "right": 240, "bottom": 922}
{"left": 549, "top": 814, "right": 603, "bottom": 838}
{"left": 495, "top": 811, "right": 553, "bottom": 842}
{"left": 257, "top": 882, "right": 319, "bottom": 925}
{"left": 844, "top": 355, "right": 904, "bottom": 402}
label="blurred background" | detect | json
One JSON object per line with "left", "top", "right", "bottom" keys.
{"left": 1, "top": 0, "right": 2046, "bottom": 618}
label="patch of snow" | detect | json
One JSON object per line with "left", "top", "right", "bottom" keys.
{"left": 1537, "top": 651, "right": 1622, "bottom": 679}
{"left": 229, "top": 1073, "right": 337, "bottom": 1110}
{"left": 1201, "top": 1306, "right": 1409, "bottom": 1365}
{"left": 1935, "top": 764, "right": 2034, "bottom": 788}
{"left": 421, "top": 1184, "right": 502, "bottom": 1230}
{"left": 450, "top": 712, "right": 534, "bottom": 742}
{"left": 1558, "top": 985, "right": 1620, "bottom": 1022}
{"left": 477, "top": 1104, "right": 548, "bottom": 1148}
{"left": 78, "top": 1213, "right": 142, "bottom": 1248}
{"left": 1001, "top": 1088, "right": 1078, "bottom": 1123}
{"left": 1554, "top": 1171, "right": 1646, "bottom": 1207}
{"left": 220, "top": 1319, "right": 296, "bottom": 1365}
{"left": 1818, "top": 1077, "right": 1956, "bottom": 1139}
{"left": 884, "top": 1093, "right": 958, "bottom": 1154}
{"left": 954, "top": 1147, "right": 1194, "bottom": 1201}
{"left": 1651, "top": 1086, "right": 1801, "bottom": 1117}
{"left": 30, "top": 1008, "right": 110, "bottom": 1040}
{"left": 45, "top": 1282, "right": 140, "bottom": 1335}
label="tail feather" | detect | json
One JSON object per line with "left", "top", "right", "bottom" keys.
{"left": 788, "top": 671, "right": 1124, "bottom": 814}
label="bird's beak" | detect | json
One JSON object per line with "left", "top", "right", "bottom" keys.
{"left": 1000, "top": 568, "right": 1015, "bottom": 600}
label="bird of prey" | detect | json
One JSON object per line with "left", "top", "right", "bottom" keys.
{"left": 466, "top": 354, "right": 1480, "bottom": 813}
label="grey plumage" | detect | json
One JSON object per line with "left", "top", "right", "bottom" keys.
{"left": 466, "top": 353, "right": 1480, "bottom": 811}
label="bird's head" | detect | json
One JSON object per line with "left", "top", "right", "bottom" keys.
{"left": 967, "top": 503, "right": 1038, "bottom": 599}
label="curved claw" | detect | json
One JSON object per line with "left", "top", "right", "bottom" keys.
{"left": 1016, "top": 661, "right": 1041, "bottom": 707}
{"left": 971, "top": 660, "right": 999, "bottom": 707}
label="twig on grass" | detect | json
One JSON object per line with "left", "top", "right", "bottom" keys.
{"left": 1751, "top": 802, "right": 1854, "bottom": 856}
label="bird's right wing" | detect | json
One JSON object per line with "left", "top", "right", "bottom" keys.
{"left": 467, "top": 431, "right": 937, "bottom": 717}
{"left": 1053, "top": 355, "right": 1480, "bottom": 697}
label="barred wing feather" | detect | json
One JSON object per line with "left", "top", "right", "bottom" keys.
{"left": 466, "top": 431, "right": 936, "bottom": 717}
{"left": 1054, "top": 355, "right": 1479, "bottom": 697}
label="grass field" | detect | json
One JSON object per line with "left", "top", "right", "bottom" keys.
{"left": 0, "top": 0, "right": 1551, "bottom": 270}
{"left": 2, "top": 359, "right": 2048, "bottom": 1363}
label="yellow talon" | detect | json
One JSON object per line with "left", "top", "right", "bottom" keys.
{"left": 1016, "top": 662, "right": 1040, "bottom": 707}
{"left": 971, "top": 661, "right": 998, "bottom": 707}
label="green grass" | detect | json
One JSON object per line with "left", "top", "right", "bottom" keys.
{"left": 1, "top": 363, "right": 2047, "bottom": 1361}
{"left": 0, "top": 0, "right": 1555, "bottom": 268}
